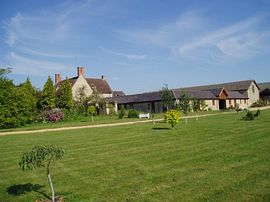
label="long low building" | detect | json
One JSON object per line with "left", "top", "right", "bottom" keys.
{"left": 107, "top": 80, "right": 260, "bottom": 113}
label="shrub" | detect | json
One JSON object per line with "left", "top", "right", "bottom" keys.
{"left": 242, "top": 109, "right": 261, "bottom": 121}
{"left": 242, "top": 110, "right": 254, "bottom": 121}
{"left": 254, "top": 109, "right": 261, "bottom": 117}
{"left": 88, "top": 106, "right": 96, "bottom": 122}
{"left": 36, "top": 108, "right": 64, "bottom": 123}
{"left": 250, "top": 99, "right": 268, "bottom": 108}
{"left": 118, "top": 105, "right": 125, "bottom": 119}
{"left": 45, "top": 108, "right": 64, "bottom": 122}
{"left": 128, "top": 109, "right": 139, "bottom": 118}
{"left": 74, "top": 103, "right": 86, "bottom": 115}
{"left": 107, "top": 104, "right": 116, "bottom": 116}
{"left": 61, "top": 108, "right": 82, "bottom": 121}
{"left": 164, "top": 109, "right": 181, "bottom": 128}
{"left": 235, "top": 104, "right": 242, "bottom": 112}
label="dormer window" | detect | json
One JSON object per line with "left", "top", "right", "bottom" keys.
{"left": 252, "top": 85, "right": 255, "bottom": 93}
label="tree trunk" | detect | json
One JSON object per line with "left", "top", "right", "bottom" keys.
{"left": 92, "top": 114, "right": 94, "bottom": 122}
{"left": 48, "top": 173, "right": 55, "bottom": 202}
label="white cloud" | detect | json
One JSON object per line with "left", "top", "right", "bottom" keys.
{"left": 116, "top": 10, "right": 205, "bottom": 47}
{"left": 4, "top": 11, "right": 71, "bottom": 47}
{"left": 100, "top": 47, "right": 146, "bottom": 60}
{"left": 17, "top": 47, "right": 90, "bottom": 59}
{"left": 6, "top": 52, "right": 67, "bottom": 76}
{"left": 178, "top": 14, "right": 266, "bottom": 54}
{"left": 2, "top": 1, "right": 103, "bottom": 75}
{"left": 117, "top": 10, "right": 270, "bottom": 61}
{"left": 216, "top": 31, "right": 270, "bottom": 58}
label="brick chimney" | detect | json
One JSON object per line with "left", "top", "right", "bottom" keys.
{"left": 101, "top": 75, "right": 106, "bottom": 80}
{"left": 77, "top": 66, "right": 85, "bottom": 77}
{"left": 55, "top": 74, "right": 61, "bottom": 84}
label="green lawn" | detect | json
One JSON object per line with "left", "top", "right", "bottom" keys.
{"left": 0, "top": 110, "right": 269, "bottom": 201}
{"left": 0, "top": 110, "right": 226, "bottom": 133}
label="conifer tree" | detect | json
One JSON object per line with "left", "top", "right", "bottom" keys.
{"left": 40, "top": 76, "right": 56, "bottom": 110}
{"left": 18, "top": 77, "right": 38, "bottom": 122}
{"left": 20, "top": 77, "right": 36, "bottom": 97}
{"left": 58, "top": 77, "right": 74, "bottom": 110}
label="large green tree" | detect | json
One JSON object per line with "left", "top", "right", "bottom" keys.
{"left": 0, "top": 71, "right": 38, "bottom": 128}
{"left": 0, "top": 78, "right": 22, "bottom": 128}
{"left": 40, "top": 76, "right": 56, "bottom": 110}
{"left": 160, "top": 84, "right": 174, "bottom": 112}
{"left": 58, "top": 77, "right": 74, "bottom": 110}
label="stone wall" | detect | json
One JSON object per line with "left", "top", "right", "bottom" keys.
{"left": 246, "top": 81, "right": 260, "bottom": 106}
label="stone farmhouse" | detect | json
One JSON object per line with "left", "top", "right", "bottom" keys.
{"left": 55, "top": 67, "right": 113, "bottom": 100}
{"left": 108, "top": 80, "right": 260, "bottom": 113}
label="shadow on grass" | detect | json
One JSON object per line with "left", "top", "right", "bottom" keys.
{"left": 7, "top": 183, "right": 50, "bottom": 199}
{"left": 152, "top": 127, "right": 170, "bottom": 130}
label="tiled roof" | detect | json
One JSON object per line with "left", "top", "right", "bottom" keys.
{"left": 113, "top": 91, "right": 126, "bottom": 97}
{"left": 56, "top": 77, "right": 112, "bottom": 95}
{"left": 258, "top": 82, "right": 270, "bottom": 92}
{"left": 85, "top": 78, "right": 112, "bottom": 94}
{"left": 108, "top": 89, "right": 238, "bottom": 104}
{"left": 172, "top": 89, "right": 217, "bottom": 99}
{"left": 108, "top": 91, "right": 162, "bottom": 104}
{"left": 179, "top": 80, "right": 257, "bottom": 91}
{"left": 107, "top": 80, "right": 252, "bottom": 104}
{"left": 209, "top": 88, "right": 225, "bottom": 97}
{"left": 227, "top": 91, "right": 248, "bottom": 99}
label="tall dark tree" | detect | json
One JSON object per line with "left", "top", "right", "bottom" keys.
{"left": 160, "top": 84, "right": 174, "bottom": 112}
{"left": 40, "top": 76, "right": 56, "bottom": 110}
{"left": 58, "top": 77, "right": 74, "bottom": 110}
{"left": 192, "top": 98, "right": 200, "bottom": 120}
{"left": 178, "top": 91, "right": 190, "bottom": 124}
{"left": 18, "top": 78, "right": 38, "bottom": 123}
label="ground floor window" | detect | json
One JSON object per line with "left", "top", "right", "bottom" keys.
{"left": 212, "top": 100, "right": 215, "bottom": 105}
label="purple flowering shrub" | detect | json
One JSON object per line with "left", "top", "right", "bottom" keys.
{"left": 35, "top": 108, "right": 65, "bottom": 123}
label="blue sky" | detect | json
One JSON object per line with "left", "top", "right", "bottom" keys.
{"left": 0, "top": 0, "right": 270, "bottom": 94}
